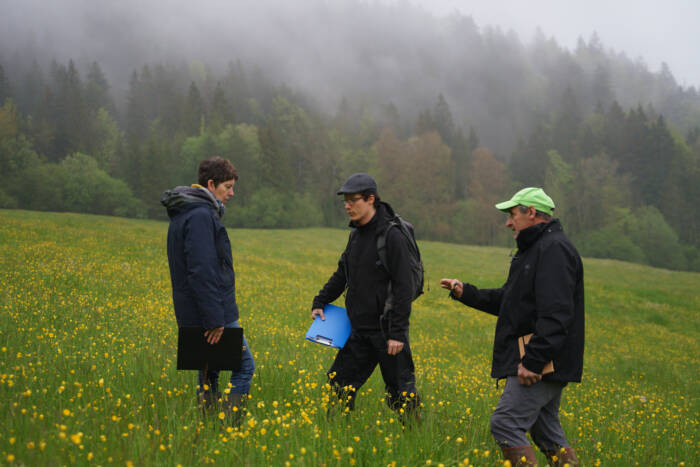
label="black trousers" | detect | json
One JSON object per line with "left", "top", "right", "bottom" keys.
{"left": 327, "top": 331, "right": 420, "bottom": 412}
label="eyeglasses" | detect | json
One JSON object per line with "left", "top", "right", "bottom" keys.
{"left": 342, "top": 196, "right": 364, "bottom": 205}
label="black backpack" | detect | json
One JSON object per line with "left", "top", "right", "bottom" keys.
{"left": 376, "top": 214, "right": 424, "bottom": 311}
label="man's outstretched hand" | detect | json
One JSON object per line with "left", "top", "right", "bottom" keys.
{"left": 440, "top": 278, "right": 463, "bottom": 299}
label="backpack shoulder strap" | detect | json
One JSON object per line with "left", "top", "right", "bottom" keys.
{"left": 376, "top": 218, "right": 399, "bottom": 273}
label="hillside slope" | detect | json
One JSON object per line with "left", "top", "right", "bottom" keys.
{"left": 0, "top": 210, "right": 697, "bottom": 465}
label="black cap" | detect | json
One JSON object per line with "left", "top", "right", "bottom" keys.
{"left": 337, "top": 173, "right": 378, "bottom": 195}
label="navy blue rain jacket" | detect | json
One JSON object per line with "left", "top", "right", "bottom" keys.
{"left": 161, "top": 186, "right": 238, "bottom": 329}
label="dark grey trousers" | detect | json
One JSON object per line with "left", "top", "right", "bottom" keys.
{"left": 490, "top": 376, "right": 570, "bottom": 450}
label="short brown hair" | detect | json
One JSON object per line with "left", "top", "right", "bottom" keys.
{"left": 198, "top": 156, "right": 238, "bottom": 187}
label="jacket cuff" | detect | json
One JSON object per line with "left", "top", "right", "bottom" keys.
{"left": 450, "top": 282, "right": 469, "bottom": 304}
{"left": 203, "top": 320, "right": 225, "bottom": 330}
{"left": 201, "top": 305, "right": 225, "bottom": 329}
{"left": 521, "top": 355, "right": 546, "bottom": 374}
{"left": 388, "top": 331, "right": 406, "bottom": 343}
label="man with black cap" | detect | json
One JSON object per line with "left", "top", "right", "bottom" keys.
{"left": 440, "top": 187, "right": 583, "bottom": 466}
{"left": 311, "top": 173, "right": 421, "bottom": 420}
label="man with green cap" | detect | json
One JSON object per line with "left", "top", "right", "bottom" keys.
{"left": 440, "top": 187, "right": 583, "bottom": 466}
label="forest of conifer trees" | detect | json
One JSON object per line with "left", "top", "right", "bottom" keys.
{"left": 1, "top": 2, "right": 699, "bottom": 271}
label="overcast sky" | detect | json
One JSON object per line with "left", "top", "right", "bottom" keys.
{"left": 408, "top": 0, "right": 699, "bottom": 88}
{"left": 2, "top": 0, "right": 697, "bottom": 90}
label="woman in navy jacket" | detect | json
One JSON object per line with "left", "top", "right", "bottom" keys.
{"left": 162, "top": 157, "right": 254, "bottom": 424}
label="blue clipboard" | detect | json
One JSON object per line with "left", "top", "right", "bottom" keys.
{"left": 305, "top": 304, "right": 352, "bottom": 349}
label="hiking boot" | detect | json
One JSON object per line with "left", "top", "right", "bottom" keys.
{"left": 501, "top": 445, "right": 538, "bottom": 466}
{"left": 197, "top": 389, "right": 221, "bottom": 416}
{"left": 544, "top": 447, "right": 579, "bottom": 466}
{"left": 397, "top": 404, "right": 423, "bottom": 427}
{"left": 222, "top": 393, "right": 248, "bottom": 427}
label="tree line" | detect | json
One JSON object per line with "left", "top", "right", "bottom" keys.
{"left": 0, "top": 56, "right": 698, "bottom": 271}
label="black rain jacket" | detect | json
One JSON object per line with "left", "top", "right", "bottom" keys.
{"left": 453, "top": 219, "right": 584, "bottom": 382}
{"left": 161, "top": 185, "right": 239, "bottom": 329}
{"left": 312, "top": 202, "right": 414, "bottom": 342}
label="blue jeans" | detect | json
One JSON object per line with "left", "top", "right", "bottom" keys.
{"left": 198, "top": 321, "right": 255, "bottom": 394}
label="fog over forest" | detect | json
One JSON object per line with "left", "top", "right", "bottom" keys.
{"left": 3, "top": 0, "right": 698, "bottom": 154}
{"left": 1, "top": 0, "right": 699, "bottom": 271}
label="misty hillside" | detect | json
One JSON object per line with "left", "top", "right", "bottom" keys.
{"left": 2, "top": 0, "right": 699, "bottom": 154}
{"left": 1, "top": 0, "right": 699, "bottom": 272}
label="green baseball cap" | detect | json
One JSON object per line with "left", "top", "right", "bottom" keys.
{"left": 495, "top": 187, "right": 555, "bottom": 215}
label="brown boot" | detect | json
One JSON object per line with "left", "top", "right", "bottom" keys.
{"left": 196, "top": 389, "right": 221, "bottom": 416}
{"left": 501, "top": 445, "right": 538, "bottom": 466}
{"left": 222, "top": 393, "right": 248, "bottom": 427}
{"left": 544, "top": 447, "right": 579, "bottom": 466}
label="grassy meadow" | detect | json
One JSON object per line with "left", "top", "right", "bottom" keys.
{"left": 0, "top": 209, "right": 698, "bottom": 466}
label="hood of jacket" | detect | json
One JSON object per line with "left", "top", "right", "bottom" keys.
{"left": 161, "top": 185, "right": 225, "bottom": 219}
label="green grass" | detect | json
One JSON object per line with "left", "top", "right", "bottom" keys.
{"left": 0, "top": 209, "right": 698, "bottom": 466}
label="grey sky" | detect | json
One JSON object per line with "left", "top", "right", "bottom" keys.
{"left": 409, "top": 0, "right": 700, "bottom": 88}
{"left": 3, "top": 0, "right": 697, "bottom": 88}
